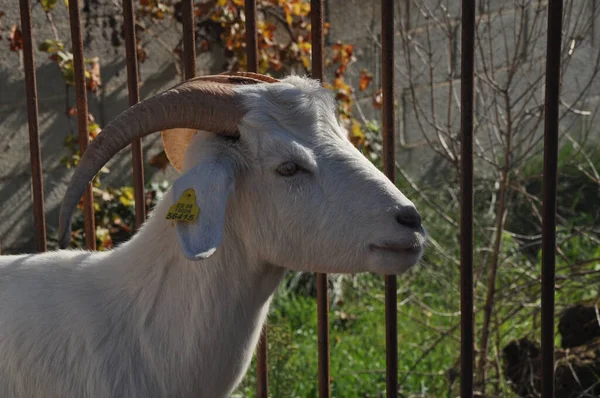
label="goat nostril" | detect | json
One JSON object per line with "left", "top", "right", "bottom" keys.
{"left": 395, "top": 207, "right": 422, "bottom": 230}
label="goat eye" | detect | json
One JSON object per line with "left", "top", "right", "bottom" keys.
{"left": 276, "top": 162, "right": 299, "bottom": 177}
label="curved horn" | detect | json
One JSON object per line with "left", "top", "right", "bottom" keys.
{"left": 161, "top": 72, "right": 281, "bottom": 171}
{"left": 58, "top": 74, "right": 277, "bottom": 249}
{"left": 222, "top": 71, "right": 280, "bottom": 83}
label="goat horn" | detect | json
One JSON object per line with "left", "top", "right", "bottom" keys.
{"left": 58, "top": 73, "right": 279, "bottom": 249}
{"left": 161, "top": 72, "right": 281, "bottom": 171}
{"left": 222, "top": 71, "right": 280, "bottom": 83}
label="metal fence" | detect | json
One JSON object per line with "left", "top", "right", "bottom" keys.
{"left": 15, "top": 0, "right": 564, "bottom": 396}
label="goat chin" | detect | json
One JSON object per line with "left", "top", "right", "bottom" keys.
{"left": 0, "top": 195, "right": 285, "bottom": 398}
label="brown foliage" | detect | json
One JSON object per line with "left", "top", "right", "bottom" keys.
{"left": 9, "top": 24, "right": 23, "bottom": 52}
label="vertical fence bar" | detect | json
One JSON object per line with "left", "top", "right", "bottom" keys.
{"left": 245, "top": 0, "right": 258, "bottom": 72}
{"left": 541, "top": 1, "right": 563, "bottom": 397}
{"left": 19, "top": 0, "right": 47, "bottom": 253}
{"left": 311, "top": 0, "right": 330, "bottom": 396}
{"left": 68, "top": 0, "right": 96, "bottom": 250}
{"left": 381, "top": 0, "right": 398, "bottom": 396}
{"left": 243, "top": 1, "right": 268, "bottom": 396}
{"left": 460, "top": 0, "right": 475, "bottom": 396}
{"left": 182, "top": 0, "right": 196, "bottom": 80}
{"left": 123, "top": 0, "right": 146, "bottom": 229}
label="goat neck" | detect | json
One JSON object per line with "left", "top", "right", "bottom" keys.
{"left": 99, "top": 195, "right": 285, "bottom": 397}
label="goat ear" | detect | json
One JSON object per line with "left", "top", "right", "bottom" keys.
{"left": 171, "top": 159, "right": 235, "bottom": 260}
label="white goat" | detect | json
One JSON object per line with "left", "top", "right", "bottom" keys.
{"left": 0, "top": 73, "right": 426, "bottom": 398}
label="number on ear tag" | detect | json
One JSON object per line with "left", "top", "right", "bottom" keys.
{"left": 165, "top": 188, "right": 200, "bottom": 222}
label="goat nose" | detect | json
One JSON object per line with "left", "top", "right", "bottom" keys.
{"left": 395, "top": 206, "right": 422, "bottom": 230}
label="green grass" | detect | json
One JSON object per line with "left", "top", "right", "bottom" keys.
{"left": 233, "top": 270, "right": 462, "bottom": 398}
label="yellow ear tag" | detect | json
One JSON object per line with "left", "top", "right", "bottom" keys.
{"left": 166, "top": 189, "right": 200, "bottom": 223}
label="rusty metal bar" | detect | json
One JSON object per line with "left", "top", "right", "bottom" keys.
{"left": 311, "top": 0, "right": 330, "bottom": 396}
{"left": 242, "top": 0, "right": 268, "bottom": 395}
{"left": 19, "top": 0, "right": 47, "bottom": 253}
{"left": 256, "top": 329, "right": 268, "bottom": 398}
{"left": 68, "top": 0, "right": 96, "bottom": 250}
{"left": 460, "top": 0, "right": 475, "bottom": 396}
{"left": 541, "top": 1, "right": 563, "bottom": 397}
{"left": 182, "top": 0, "right": 196, "bottom": 80}
{"left": 123, "top": 0, "right": 146, "bottom": 229}
{"left": 245, "top": 0, "right": 258, "bottom": 72}
{"left": 381, "top": 0, "right": 398, "bottom": 396}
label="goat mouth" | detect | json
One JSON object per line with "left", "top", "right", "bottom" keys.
{"left": 369, "top": 243, "right": 423, "bottom": 254}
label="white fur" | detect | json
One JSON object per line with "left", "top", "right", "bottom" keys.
{"left": 0, "top": 76, "right": 426, "bottom": 397}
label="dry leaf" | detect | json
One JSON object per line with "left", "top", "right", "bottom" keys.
{"left": 194, "top": 0, "right": 218, "bottom": 17}
{"left": 9, "top": 24, "right": 24, "bottom": 52}
{"left": 86, "top": 57, "right": 102, "bottom": 92}
{"left": 66, "top": 107, "right": 77, "bottom": 117}
{"left": 372, "top": 88, "right": 383, "bottom": 109}
{"left": 149, "top": 150, "right": 170, "bottom": 172}
{"left": 137, "top": 45, "right": 147, "bottom": 63}
{"left": 359, "top": 68, "right": 373, "bottom": 92}
{"left": 199, "top": 39, "right": 210, "bottom": 52}
{"left": 0, "top": 11, "right": 5, "bottom": 40}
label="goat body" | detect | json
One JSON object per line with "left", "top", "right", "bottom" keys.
{"left": 0, "top": 76, "right": 426, "bottom": 397}
{"left": 0, "top": 197, "right": 283, "bottom": 397}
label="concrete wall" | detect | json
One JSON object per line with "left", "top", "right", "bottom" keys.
{"left": 1, "top": 0, "right": 599, "bottom": 253}
{"left": 1, "top": 0, "right": 222, "bottom": 252}
{"left": 331, "top": 0, "right": 600, "bottom": 179}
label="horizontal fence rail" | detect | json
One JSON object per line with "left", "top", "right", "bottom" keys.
{"left": 13, "top": 0, "right": 566, "bottom": 396}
